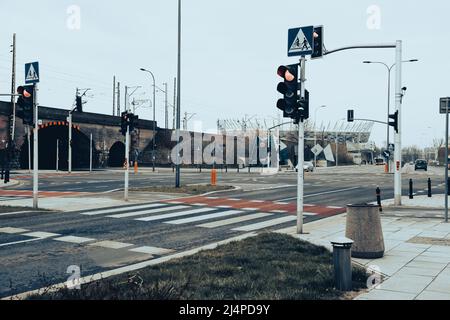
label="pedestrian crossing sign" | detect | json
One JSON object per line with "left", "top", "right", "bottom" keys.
{"left": 25, "top": 62, "right": 40, "bottom": 84}
{"left": 288, "top": 26, "right": 314, "bottom": 57}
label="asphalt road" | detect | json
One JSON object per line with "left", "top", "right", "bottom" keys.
{"left": 0, "top": 165, "right": 445, "bottom": 298}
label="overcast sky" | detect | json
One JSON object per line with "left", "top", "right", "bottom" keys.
{"left": 0, "top": 0, "right": 449, "bottom": 148}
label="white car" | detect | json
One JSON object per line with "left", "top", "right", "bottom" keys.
{"left": 295, "top": 161, "right": 314, "bottom": 172}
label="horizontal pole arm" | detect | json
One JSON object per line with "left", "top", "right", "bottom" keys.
{"left": 268, "top": 121, "right": 294, "bottom": 131}
{"left": 353, "top": 118, "right": 388, "bottom": 125}
{"left": 324, "top": 44, "right": 396, "bottom": 56}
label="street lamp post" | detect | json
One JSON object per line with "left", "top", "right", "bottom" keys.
{"left": 363, "top": 59, "right": 418, "bottom": 166}
{"left": 140, "top": 68, "right": 157, "bottom": 172}
{"left": 314, "top": 105, "right": 326, "bottom": 168}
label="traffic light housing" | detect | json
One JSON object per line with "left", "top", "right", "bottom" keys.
{"left": 16, "top": 85, "right": 34, "bottom": 125}
{"left": 389, "top": 111, "right": 399, "bottom": 133}
{"left": 311, "top": 26, "right": 324, "bottom": 59}
{"left": 129, "top": 114, "right": 139, "bottom": 132}
{"left": 277, "top": 64, "right": 299, "bottom": 119}
{"left": 120, "top": 111, "right": 129, "bottom": 136}
{"left": 298, "top": 89, "right": 309, "bottom": 122}
{"left": 347, "top": 110, "right": 354, "bottom": 122}
{"left": 75, "top": 95, "right": 83, "bottom": 112}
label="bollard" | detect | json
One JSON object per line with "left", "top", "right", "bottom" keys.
{"left": 376, "top": 187, "right": 382, "bottom": 212}
{"left": 134, "top": 161, "right": 138, "bottom": 174}
{"left": 428, "top": 178, "right": 432, "bottom": 198}
{"left": 237, "top": 165, "right": 240, "bottom": 173}
{"left": 331, "top": 238, "right": 354, "bottom": 292}
{"left": 211, "top": 168, "right": 217, "bottom": 186}
{"left": 409, "top": 179, "right": 414, "bottom": 199}
{"left": 448, "top": 178, "right": 450, "bottom": 196}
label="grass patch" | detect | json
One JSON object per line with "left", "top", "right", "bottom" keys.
{"left": 28, "top": 233, "right": 368, "bottom": 300}
{"left": 130, "top": 184, "right": 234, "bottom": 195}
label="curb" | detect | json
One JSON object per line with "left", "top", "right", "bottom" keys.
{"left": 0, "top": 179, "right": 20, "bottom": 189}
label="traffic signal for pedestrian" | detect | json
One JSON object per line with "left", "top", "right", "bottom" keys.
{"left": 16, "top": 85, "right": 34, "bottom": 125}
{"left": 120, "top": 111, "right": 129, "bottom": 136}
{"left": 311, "top": 26, "right": 324, "bottom": 59}
{"left": 276, "top": 64, "right": 299, "bottom": 119}
{"left": 389, "top": 111, "right": 399, "bottom": 133}
{"left": 75, "top": 95, "right": 83, "bottom": 112}
{"left": 347, "top": 110, "right": 354, "bottom": 122}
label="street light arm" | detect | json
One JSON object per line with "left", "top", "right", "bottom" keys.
{"left": 353, "top": 118, "right": 388, "bottom": 125}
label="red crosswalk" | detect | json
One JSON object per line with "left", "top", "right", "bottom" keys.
{"left": 164, "top": 196, "right": 346, "bottom": 217}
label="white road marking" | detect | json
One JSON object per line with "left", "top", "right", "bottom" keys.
{"left": 0, "top": 211, "right": 34, "bottom": 217}
{"left": 88, "top": 240, "right": 134, "bottom": 249}
{"left": 165, "top": 210, "right": 243, "bottom": 225}
{"left": 198, "top": 213, "right": 272, "bottom": 229}
{"left": 136, "top": 207, "right": 217, "bottom": 222}
{"left": 129, "top": 246, "right": 174, "bottom": 255}
{"left": 107, "top": 205, "right": 191, "bottom": 219}
{"left": 192, "top": 203, "right": 208, "bottom": 206}
{"left": 166, "top": 201, "right": 183, "bottom": 204}
{"left": 326, "top": 206, "right": 342, "bottom": 209}
{"left": 53, "top": 236, "right": 96, "bottom": 244}
{"left": 0, "top": 227, "right": 30, "bottom": 234}
{"left": 270, "top": 210, "right": 288, "bottom": 213}
{"left": 80, "top": 203, "right": 167, "bottom": 216}
{"left": 250, "top": 200, "right": 264, "bottom": 203}
{"left": 241, "top": 208, "right": 258, "bottom": 211}
{"left": 228, "top": 198, "right": 242, "bottom": 201}
{"left": 232, "top": 216, "right": 297, "bottom": 232}
{"left": 22, "top": 232, "right": 61, "bottom": 239}
{"left": 0, "top": 238, "right": 44, "bottom": 247}
{"left": 278, "top": 187, "right": 360, "bottom": 201}
{"left": 216, "top": 205, "right": 232, "bottom": 208}
{"left": 206, "top": 197, "right": 219, "bottom": 200}
{"left": 274, "top": 202, "right": 289, "bottom": 205}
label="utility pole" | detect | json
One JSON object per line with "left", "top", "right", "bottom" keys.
{"left": 117, "top": 82, "right": 121, "bottom": 116}
{"left": 89, "top": 133, "right": 93, "bottom": 173}
{"left": 164, "top": 82, "right": 168, "bottom": 129}
{"left": 336, "top": 131, "right": 339, "bottom": 167}
{"left": 10, "top": 33, "right": 16, "bottom": 142}
{"left": 124, "top": 86, "right": 128, "bottom": 112}
{"left": 113, "top": 76, "right": 116, "bottom": 116}
{"left": 173, "top": 77, "right": 177, "bottom": 130}
{"left": 176, "top": 0, "right": 181, "bottom": 188}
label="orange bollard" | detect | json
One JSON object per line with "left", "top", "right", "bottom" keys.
{"left": 384, "top": 163, "right": 388, "bottom": 173}
{"left": 134, "top": 161, "right": 138, "bottom": 174}
{"left": 211, "top": 168, "right": 217, "bottom": 186}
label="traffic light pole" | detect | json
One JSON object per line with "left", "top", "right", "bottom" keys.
{"left": 297, "top": 56, "right": 306, "bottom": 234}
{"left": 393, "top": 40, "right": 403, "bottom": 206}
{"left": 68, "top": 112, "right": 72, "bottom": 174}
{"left": 32, "top": 84, "right": 39, "bottom": 209}
{"left": 124, "top": 125, "right": 130, "bottom": 201}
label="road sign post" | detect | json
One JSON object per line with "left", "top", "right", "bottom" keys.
{"left": 25, "top": 62, "right": 40, "bottom": 209}
{"left": 297, "top": 56, "right": 307, "bottom": 234}
{"left": 394, "top": 41, "right": 402, "bottom": 206}
{"left": 440, "top": 97, "right": 450, "bottom": 223}
{"left": 89, "top": 133, "right": 93, "bottom": 173}
{"left": 124, "top": 125, "right": 130, "bottom": 201}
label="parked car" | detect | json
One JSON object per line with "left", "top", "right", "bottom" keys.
{"left": 414, "top": 159, "right": 428, "bottom": 171}
{"left": 295, "top": 161, "right": 314, "bottom": 172}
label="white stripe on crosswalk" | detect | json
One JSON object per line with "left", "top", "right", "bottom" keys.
{"left": 129, "top": 246, "right": 174, "bottom": 255}
{"left": 231, "top": 215, "right": 297, "bottom": 232}
{"left": 80, "top": 203, "right": 167, "bottom": 216}
{"left": 198, "top": 212, "right": 272, "bottom": 229}
{"left": 107, "top": 205, "right": 191, "bottom": 219}
{"left": 136, "top": 207, "right": 218, "bottom": 222}
{"left": 164, "top": 210, "right": 244, "bottom": 225}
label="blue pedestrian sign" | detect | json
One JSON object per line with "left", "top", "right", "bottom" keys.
{"left": 25, "top": 62, "right": 40, "bottom": 84}
{"left": 288, "top": 26, "right": 314, "bottom": 57}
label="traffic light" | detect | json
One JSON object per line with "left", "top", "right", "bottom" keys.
{"left": 389, "top": 111, "right": 399, "bottom": 133}
{"left": 311, "top": 26, "right": 324, "bottom": 59}
{"left": 277, "top": 64, "right": 299, "bottom": 119}
{"left": 16, "top": 85, "right": 34, "bottom": 125}
{"left": 75, "top": 95, "right": 83, "bottom": 112}
{"left": 347, "top": 110, "right": 354, "bottom": 122}
{"left": 298, "top": 90, "right": 309, "bottom": 121}
{"left": 129, "top": 114, "right": 139, "bottom": 132}
{"left": 120, "top": 111, "right": 129, "bottom": 136}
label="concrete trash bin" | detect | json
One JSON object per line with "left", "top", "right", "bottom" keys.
{"left": 345, "top": 204, "right": 385, "bottom": 259}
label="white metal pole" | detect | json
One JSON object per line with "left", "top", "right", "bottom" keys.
{"left": 336, "top": 131, "right": 339, "bottom": 167}
{"left": 124, "top": 125, "right": 130, "bottom": 201}
{"left": 56, "top": 139, "right": 59, "bottom": 172}
{"left": 267, "top": 130, "right": 271, "bottom": 169}
{"left": 32, "top": 84, "right": 38, "bottom": 209}
{"left": 445, "top": 110, "right": 448, "bottom": 223}
{"left": 297, "top": 57, "right": 306, "bottom": 234}
{"left": 394, "top": 40, "right": 402, "bottom": 206}
{"left": 68, "top": 112, "right": 72, "bottom": 174}
{"left": 89, "top": 133, "right": 92, "bottom": 172}
{"left": 27, "top": 126, "right": 31, "bottom": 173}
